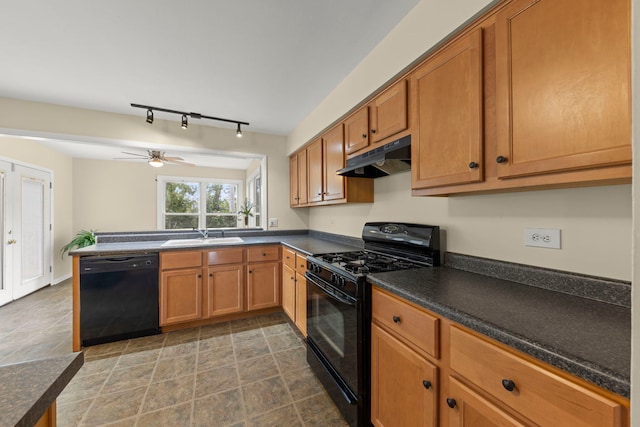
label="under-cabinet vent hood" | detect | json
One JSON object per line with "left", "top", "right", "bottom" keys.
{"left": 337, "top": 135, "right": 411, "bottom": 178}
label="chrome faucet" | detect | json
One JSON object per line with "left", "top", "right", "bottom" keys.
{"left": 194, "top": 228, "right": 208, "bottom": 239}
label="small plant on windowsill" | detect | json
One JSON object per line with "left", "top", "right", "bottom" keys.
{"left": 237, "top": 199, "right": 254, "bottom": 228}
{"left": 60, "top": 229, "right": 96, "bottom": 259}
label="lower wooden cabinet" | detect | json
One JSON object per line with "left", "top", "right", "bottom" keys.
{"left": 281, "top": 246, "right": 308, "bottom": 336}
{"left": 371, "top": 287, "right": 629, "bottom": 427}
{"left": 247, "top": 261, "right": 280, "bottom": 311}
{"left": 160, "top": 246, "right": 281, "bottom": 327}
{"left": 446, "top": 378, "right": 527, "bottom": 427}
{"left": 160, "top": 267, "right": 203, "bottom": 325}
{"left": 371, "top": 322, "right": 438, "bottom": 427}
{"left": 204, "top": 264, "right": 244, "bottom": 317}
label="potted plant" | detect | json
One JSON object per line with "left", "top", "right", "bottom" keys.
{"left": 237, "top": 199, "right": 254, "bottom": 227}
{"left": 60, "top": 229, "right": 96, "bottom": 258}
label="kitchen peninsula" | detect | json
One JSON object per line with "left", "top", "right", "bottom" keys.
{"left": 70, "top": 229, "right": 631, "bottom": 425}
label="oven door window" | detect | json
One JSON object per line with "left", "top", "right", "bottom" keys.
{"left": 307, "top": 278, "right": 358, "bottom": 392}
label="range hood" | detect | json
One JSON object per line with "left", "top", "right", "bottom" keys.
{"left": 337, "top": 135, "right": 411, "bottom": 178}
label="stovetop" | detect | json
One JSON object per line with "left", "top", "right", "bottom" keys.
{"left": 313, "top": 250, "right": 430, "bottom": 275}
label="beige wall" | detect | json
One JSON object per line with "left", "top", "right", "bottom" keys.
{"left": 0, "top": 137, "right": 74, "bottom": 283}
{"left": 72, "top": 159, "right": 246, "bottom": 232}
{"left": 288, "top": 0, "right": 633, "bottom": 282}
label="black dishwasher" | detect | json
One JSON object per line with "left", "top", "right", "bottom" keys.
{"left": 80, "top": 253, "right": 160, "bottom": 346}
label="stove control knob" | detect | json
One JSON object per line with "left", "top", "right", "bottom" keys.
{"left": 339, "top": 277, "right": 346, "bottom": 287}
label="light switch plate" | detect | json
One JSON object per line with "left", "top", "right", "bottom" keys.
{"left": 524, "top": 228, "right": 561, "bottom": 249}
{"left": 268, "top": 218, "right": 278, "bottom": 227}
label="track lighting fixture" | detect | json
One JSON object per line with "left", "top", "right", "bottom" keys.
{"left": 131, "top": 103, "right": 249, "bottom": 135}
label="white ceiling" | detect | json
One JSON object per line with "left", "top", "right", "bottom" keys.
{"left": 0, "top": 0, "right": 420, "bottom": 138}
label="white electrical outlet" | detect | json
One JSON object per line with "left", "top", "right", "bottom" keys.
{"left": 524, "top": 228, "right": 561, "bottom": 249}
{"left": 268, "top": 218, "right": 278, "bottom": 227}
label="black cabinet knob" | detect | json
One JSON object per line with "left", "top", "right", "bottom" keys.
{"left": 197, "top": 274, "right": 202, "bottom": 278}
{"left": 496, "top": 155, "right": 508, "bottom": 164}
{"left": 446, "top": 398, "right": 457, "bottom": 409}
{"left": 422, "top": 380, "right": 432, "bottom": 389}
{"left": 362, "top": 134, "right": 367, "bottom": 139}
{"left": 371, "top": 129, "right": 377, "bottom": 134}
{"left": 248, "top": 270, "right": 252, "bottom": 274}
{"left": 209, "top": 273, "right": 213, "bottom": 277}
{"left": 502, "top": 379, "right": 516, "bottom": 392}
{"left": 392, "top": 315, "right": 401, "bottom": 324}
{"left": 468, "top": 161, "right": 479, "bottom": 169}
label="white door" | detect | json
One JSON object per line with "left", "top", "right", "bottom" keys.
{"left": 0, "top": 160, "right": 52, "bottom": 305}
{"left": 0, "top": 160, "right": 10, "bottom": 306}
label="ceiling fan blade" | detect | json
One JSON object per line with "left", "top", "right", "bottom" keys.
{"left": 121, "top": 151, "right": 148, "bottom": 158}
{"left": 163, "top": 156, "right": 185, "bottom": 161}
{"left": 113, "top": 157, "right": 145, "bottom": 160}
{"left": 165, "top": 158, "right": 195, "bottom": 166}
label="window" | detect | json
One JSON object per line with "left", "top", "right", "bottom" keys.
{"left": 247, "top": 168, "right": 262, "bottom": 228}
{"left": 158, "top": 176, "right": 242, "bottom": 229}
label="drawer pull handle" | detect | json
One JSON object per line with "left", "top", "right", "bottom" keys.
{"left": 392, "top": 315, "right": 401, "bottom": 324}
{"left": 502, "top": 379, "right": 516, "bottom": 392}
{"left": 422, "top": 380, "right": 432, "bottom": 389}
{"left": 446, "top": 398, "right": 457, "bottom": 409}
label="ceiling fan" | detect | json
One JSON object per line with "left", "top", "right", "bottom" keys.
{"left": 114, "top": 150, "right": 195, "bottom": 167}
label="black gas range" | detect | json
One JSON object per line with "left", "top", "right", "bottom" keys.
{"left": 305, "top": 222, "right": 440, "bottom": 427}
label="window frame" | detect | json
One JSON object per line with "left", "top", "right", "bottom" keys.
{"left": 157, "top": 175, "right": 244, "bottom": 230}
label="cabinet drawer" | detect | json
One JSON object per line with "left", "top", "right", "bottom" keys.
{"left": 295, "top": 253, "right": 307, "bottom": 272}
{"left": 372, "top": 287, "right": 439, "bottom": 358}
{"left": 283, "top": 247, "right": 296, "bottom": 270}
{"left": 449, "top": 325, "right": 623, "bottom": 427}
{"left": 205, "top": 248, "right": 244, "bottom": 265}
{"left": 247, "top": 245, "right": 280, "bottom": 263}
{"left": 160, "top": 250, "right": 202, "bottom": 270}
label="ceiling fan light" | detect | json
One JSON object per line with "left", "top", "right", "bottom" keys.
{"left": 146, "top": 109, "right": 154, "bottom": 124}
{"left": 181, "top": 114, "right": 188, "bottom": 129}
{"left": 148, "top": 158, "right": 164, "bottom": 167}
{"left": 236, "top": 123, "right": 242, "bottom": 138}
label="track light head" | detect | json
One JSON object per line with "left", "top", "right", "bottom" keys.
{"left": 181, "top": 114, "right": 188, "bottom": 129}
{"left": 236, "top": 123, "right": 243, "bottom": 138}
{"left": 146, "top": 109, "right": 154, "bottom": 124}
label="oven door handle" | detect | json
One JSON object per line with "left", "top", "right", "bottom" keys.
{"left": 308, "top": 276, "right": 356, "bottom": 307}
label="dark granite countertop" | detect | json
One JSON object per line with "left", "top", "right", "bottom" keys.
{"left": 69, "top": 233, "right": 361, "bottom": 257}
{"left": 0, "top": 352, "right": 84, "bottom": 426}
{"left": 368, "top": 266, "right": 630, "bottom": 398}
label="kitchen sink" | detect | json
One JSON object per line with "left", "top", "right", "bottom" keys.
{"left": 161, "top": 237, "right": 244, "bottom": 247}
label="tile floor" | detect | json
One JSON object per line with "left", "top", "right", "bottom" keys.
{"left": 0, "top": 280, "right": 348, "bottom": 427}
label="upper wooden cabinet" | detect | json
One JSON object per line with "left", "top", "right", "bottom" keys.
{"left": 290, "top": 149, "right": 308, "bottom": 207}
{"left": 494, "top": 0, "right": 631, "bottom": 179}
{"left": 299, "top": 124, "right": 373, "bottom": 207}
{"left": 344, "top": 79, "right": 409, "bottom": 156}
{"left": 411, "top": 29, "right": 483, "bottom": 189}
{"left": 369, "top": 79, "right": 408, "bottom": 144}
{"left": 344, "top": 107, "right": 370, "bottom": 155}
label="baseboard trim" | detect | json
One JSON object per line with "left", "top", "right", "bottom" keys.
{"left": 53, "top": 273, "right": 72, "bottom": 285}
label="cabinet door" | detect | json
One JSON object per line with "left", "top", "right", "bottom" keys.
{"left": 446, "top": 377, "right": 527, "bottom": 427}
{"left": 495, "top": 0, "right": 631, "bottom": 178}
{"left": 297, "top": 149, "right": 308, "bottom": 205}
{"left": 160, "top": 268, "right": 203, "bottom": 326}
{"left": 307, "top": 138, "right": 324, "bottom": 203}
{"left": 281, "top": 264, "right": 296, "bottom": 321}
{"left": 322, "top": 124, "right": 346, "bottom": 201}
{"left": 411, "top": 29, "right": 483, "bottom": 189}
{"left": 370, "top": 79, "right": 408, "bottom": 144}
{"left": 290, "top": 154, "right": 300, "bottom": 206}
{"left": 247, "top": 261, "right": 280, "bottom": 311}
{"left": 371, "top": 323, "right": 437, "bottom": 427}
{"left": 344, "top": 107, "right": 370, "bottom": 154}
{"left": 295, "top": 272, "right": 307, "bottom": 336}
{"left": 204, "top": 265, "right": 244, "bottom": 317}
